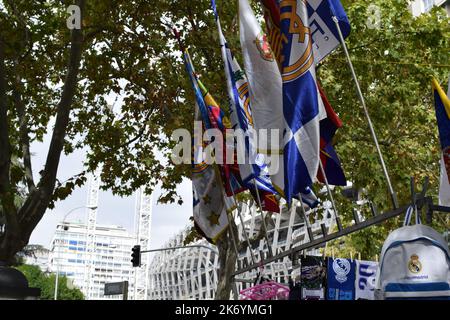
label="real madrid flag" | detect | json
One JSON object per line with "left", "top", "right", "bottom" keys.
{"left": 432, "top": 77, "right": 450, "bottom": 207}
{"left": 261, "top": 0, "right": 351, "bottom": 65}
{"left": 279, "top": 0, "right": 327, "bottom": 204}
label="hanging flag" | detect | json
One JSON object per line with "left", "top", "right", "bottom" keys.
{"left": 240, "top": 0, "right": 319, "bottom": 209}
{"left": 261, "top": 0, "right": 351, "bottom": 65}
{"left": 279, "top": 0, "right": 326, "bottom": 205}
{"left": 317, "top": 84, "right": 347, "bottom": 186}
{"left": 432, "top": 77, "right": 450, "bottom": 207}
{"left": 197, "top": 79, "right": 248, "bottom": 197}
{"left": 355, "top": 260, "right": 378, "bottom": 300}
{"left": 326, "top": 258, "right": 356, "bottom": 300}
{"left": 300, "top": 255, "right": 326, "bottom": 300}
{"left": 184, "top": 50, "right": 233, "bottom": 242}
{"left": 240, "top": 0, "right": 284, "bottom": 195}
{"left": 211, "top": 0, "right": 280, "bottom": 213}
{"left": 192, "top": 137, "right": 233, "bottom": 243}
{"left": 306, "top": 0, "right": 351, "bottom": 63}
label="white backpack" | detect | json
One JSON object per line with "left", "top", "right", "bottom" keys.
{"left": 375, "top": 206, "right": 450, "bottom": 300}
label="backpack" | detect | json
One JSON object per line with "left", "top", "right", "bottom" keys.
{"left": 375, "top": 206, "right": 450, "bottom": 300}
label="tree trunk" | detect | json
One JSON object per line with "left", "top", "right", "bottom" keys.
{"left": 214, "top": 229, "right": 238, "bottom": 300}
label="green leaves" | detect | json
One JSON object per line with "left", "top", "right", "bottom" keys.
{"left": 16, "top": 264, "right": 84, "bottom": 300}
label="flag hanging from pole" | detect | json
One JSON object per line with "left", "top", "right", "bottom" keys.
{"left": 432, "top": 77, "right": 450, "bottom": 207}
{"left": 317, "top": 84, "right": 347, "bottom": 186}
{"left": 197, "top": 79, "right": 248, "bottom": 197}
{"left": 261, "top": 0, "right": 351, "bottom": 65}
{"left": 279, "top": 0, "right": 326, "bottom": 205}
{"left": 240, "top": 0, "right": 284, "bottom": 194}
{"left": 240, "top": 0, "right": 319, "bottom": 208}
{"left": 184, "top": 50, "right": 233, "bottom": 242}
{"left": 211, "top": 0, "right": 280, "bottom": 213}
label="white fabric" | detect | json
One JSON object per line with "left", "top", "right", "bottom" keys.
{"left": 355, "top": 260, "right": 378, "bottom": 300}
{"left": 239, "top": 0, "right": 284, "bottom": 191}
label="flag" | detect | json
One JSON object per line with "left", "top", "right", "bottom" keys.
{"left": 241, "top": 0, "right": 319, "bottom": 208}
{"left": 192, "top": 139, "right": 233, "bottom": 243}
{"left": 197, "top": 79, "right": 247, "bottom": 197}
{"left": 239, "top": 0, "right": 284, "bottom": 194}
{"left": 355, "top": 260, "right": 378, "bottom": 300}
{"left": 317, "top": 84, "right": 347, "bottom": 186}
{"left": 211, "top": 0, "right": 280, "bottom": 213}
{"left": 279, "top": 0, "right": 327, "bottom": 204}
{"left": 327, "top": 258, "right": 356, "bottom": 300}
{"left": 432, "top": 77, "right": 450, "bottom": 207}
{"left": 261, "top": 0, "right": 351, "bottom": 65}
{"left": 306, "top": 0, "right": 351, "bottom": 63}
{"left": 184, "top": 50, "right": 233, "bottom": 242}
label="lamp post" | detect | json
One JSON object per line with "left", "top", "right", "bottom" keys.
{"left": 54, "top": 205, "right": 97, "bottom": 300}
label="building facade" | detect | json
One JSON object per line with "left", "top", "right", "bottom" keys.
{"left": 148, "top": 199, "right": 336, "bottom": 300}
{"left": 410, "top": 0, "right": 450, "bottom": 16}
{"left": 48, "top": 222, "right": 136, "bottom": 300}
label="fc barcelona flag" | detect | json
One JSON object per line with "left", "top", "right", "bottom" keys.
{"left": 317, "top": 84, "right": 346, "bottom": 186}
{"left": 432, "top": 77, "right": 450, "bottom": 206}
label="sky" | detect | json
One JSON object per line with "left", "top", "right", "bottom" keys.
{"left": 29, "top": 127, "right": 193, "bottom": 251}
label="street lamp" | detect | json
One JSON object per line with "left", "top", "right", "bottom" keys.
{"left": 54, "top": 205, "right": 97, "bottom": 300}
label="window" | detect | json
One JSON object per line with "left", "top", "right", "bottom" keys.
{"left": 423, "top": 0, "right": 434, "bottom": 12}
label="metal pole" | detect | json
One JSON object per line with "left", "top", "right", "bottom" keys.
{"left": 332, "top": 16, "right": 398, "bottom": 209}
{"left": 229, "top": 186, "right": 257, "bottom": 265}
{"left": 54, "top": 249, "right": 60, "bottom": 300}
{"left": 319, "top": 161, "right": 342, "bottom": 231}
{"left": 252, "top": 181, "right": 274, "bottom": 257}
{"left": 235, "top": 202, "right": 257, "bottom": 265}
{"left": 226, "top": 212, "right": 241, "bottom": 263}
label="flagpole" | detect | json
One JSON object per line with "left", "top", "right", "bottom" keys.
{"left": 252, "top": 181, "right": 274, "bottom": 258}
{"left": 332, "top": 16, "right": 398, "bottom": 209}
{"left": 230, "top": 189, "right": 257, "bottom": 265}
{"left": 225, "top": 211, "right": 242, "bottom": 264}
{"left": 296, "top": 194, "right": 314, "bottom": 245}
{"left": 318, "top": 160, "right": 342, "bottom": 231}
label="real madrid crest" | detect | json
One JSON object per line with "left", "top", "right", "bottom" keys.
{"left": 332, "top": 258, "right": 351, "bottom": 283}
{"left": 408, "top": 254, "right": 422, "bottom": 273}
{"left": 254, "top": 32, "right": 275, "bottom": 62}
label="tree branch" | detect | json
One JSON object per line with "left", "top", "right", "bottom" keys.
{"left": 13, "top": 59, "right": 35, "bottom": 192}
{"left": 38, "top": 0, "right": 85, "bottom": 196}
{"left": 17, "top": 0, "right": 86, "bottom": 235}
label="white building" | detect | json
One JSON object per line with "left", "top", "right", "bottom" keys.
{"left": 148, "top": 199, "right": 335, "bottom": 300}
{"left": 410, "top": 0, "right": 450, "bottom": 16}
{"left": 49, "top": 222, "right": 136, "bottom": 300}
{"left": 24, "top": 247, "right": 50, "bottom": 273}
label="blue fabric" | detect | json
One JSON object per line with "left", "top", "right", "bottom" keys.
{"left": 385, "top": 282, "right": 450, "bottom": 292}
{"left": 184, "top": 51, "right": 212, "bottom": 130}
{"left": 279, "top": 11, "right": 321, "bottom": 203}
{"left": 434, "top": 89, "right": 450, "bottom": 150}
{"left": 327, "top": 258, "right": 356, "bottom": 300}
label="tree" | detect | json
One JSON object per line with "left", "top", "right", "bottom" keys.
{"left": 16, "top": 264, "right": 84, "bottom": 300}
{"left": 0, "top": 0, "right": 192, "bottom": 263}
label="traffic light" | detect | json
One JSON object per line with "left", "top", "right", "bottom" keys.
{"left": 131, "top": 245, "right": 141, "bottom": 267}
